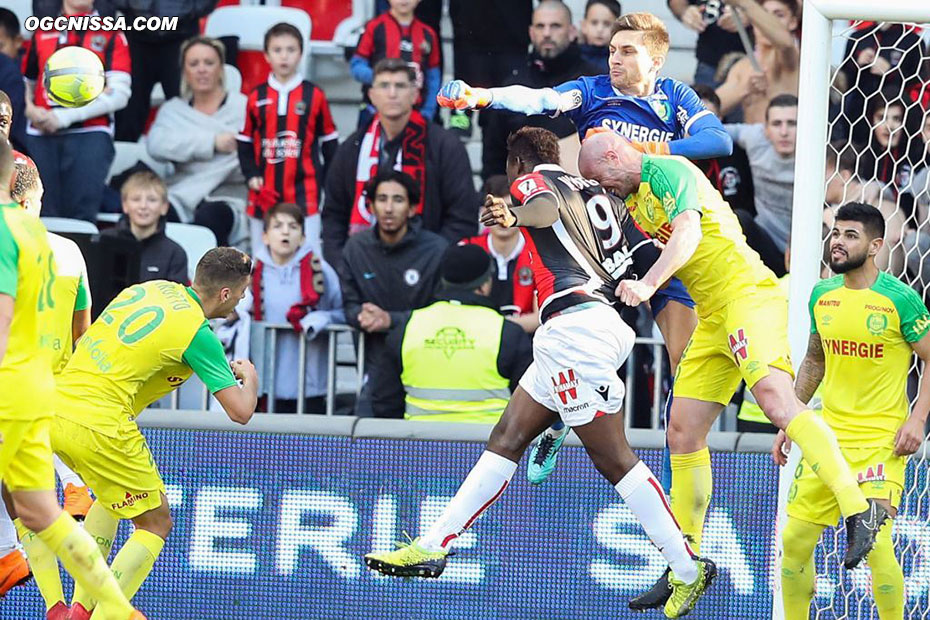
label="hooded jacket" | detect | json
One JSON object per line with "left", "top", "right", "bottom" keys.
{"left": 240, "top": 242, "right": 345, "bottom": 401}
{"left": 100, "top": 217, "right": 188, "bottom": 284}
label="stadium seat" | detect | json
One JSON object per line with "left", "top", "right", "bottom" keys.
{"left": 204, "top": 6, "right": 312, "bottom": 94}
{"left": 41, "top": 217, "right": 99, "bottom": 235}
{"left": 107, "top": 139, "right": 172, "bottom": 183}
{"left": 165, "top": 222, "right": 218, "bottom": 281}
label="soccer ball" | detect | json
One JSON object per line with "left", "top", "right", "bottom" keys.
{"left": 43, "top": 46, "right": 105, "bottom": 108}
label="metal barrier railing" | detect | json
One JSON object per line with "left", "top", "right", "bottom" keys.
{"left": 164, "top": 323, "right": 669, "bottom": 426}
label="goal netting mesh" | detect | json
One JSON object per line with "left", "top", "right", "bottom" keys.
{"left": 811, "top": 19, "right": 930, "bottom": 620}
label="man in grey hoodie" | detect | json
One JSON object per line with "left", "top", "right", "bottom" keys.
{"left": 240, "top": 203, "right": 344, "bottom": 413}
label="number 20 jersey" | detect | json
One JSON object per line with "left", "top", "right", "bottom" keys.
{"left": 509, "top": 164, "right": 658, "bottom": 320}
{"left": 56, "top": 280, "right": 210, "bottom": 437}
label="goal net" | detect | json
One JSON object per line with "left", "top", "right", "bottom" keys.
{"left": 780, "top": 2, "right": 930, "bottom": 619}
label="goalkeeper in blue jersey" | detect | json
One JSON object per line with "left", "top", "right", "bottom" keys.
{"left": 439, "top": 11, "right": 729, "bottom": 495}
{"left": 438, "top": 12, "right": 732, "bottom": 159}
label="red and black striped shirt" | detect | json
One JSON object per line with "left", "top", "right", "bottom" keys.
{"left": 355, "top": 12, "right": 440, "bottom": 106}
{"left": 22, "top": 12, "right": 130, "bottom": 134}
{"left": 238, "top": 74, "right": 338, "bottom": 218}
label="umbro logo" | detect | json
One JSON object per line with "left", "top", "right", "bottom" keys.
{"left": 595, "top": 385, "right": 609, "bottom": 401}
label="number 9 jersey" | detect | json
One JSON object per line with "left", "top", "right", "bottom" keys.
{"left": 509, "top": 164, "right": 689, "bottom": 322}
{"left": 56, "top": 280, "right": 237, "bottom": 437}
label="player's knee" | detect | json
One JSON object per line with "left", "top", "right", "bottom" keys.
{"left": 487, "top": 418, "right": 532, "bottom": 461}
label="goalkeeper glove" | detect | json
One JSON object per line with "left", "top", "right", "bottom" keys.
{"left": 436, "top": 80, "right": 493, "bottom": 110}
{"left": 629, "top": 141, "right": 671, "bottom": 155}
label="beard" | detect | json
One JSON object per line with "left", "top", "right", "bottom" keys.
{"left": 830, "top": 250, "right": 868, "bottom": 273}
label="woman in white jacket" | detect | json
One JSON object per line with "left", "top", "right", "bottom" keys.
{"left": 147, "top": 35, "right": 248, "bottom": 246}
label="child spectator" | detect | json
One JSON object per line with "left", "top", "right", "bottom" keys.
{"left": 350, "top": 0, "right": 441, "bottom": 128}
{"left": 101, "top": 171, "right": 189, "bottom": 285}
{"left": 578, "top": 0, "right": 622, "bottom": 74}
{"left": 242, "top": 203, "right": 344, "bottom": 414}
{"left": 461, "top": 175, "right": 539, "bottom": 333}
{"left": 237, "top": 22, "right": 339, "bottom": 254}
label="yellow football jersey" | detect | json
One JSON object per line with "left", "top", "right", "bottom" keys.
{"left": 0, "top": 202, "right": 56, "bottom": 419}
{"left": 624, "top": 154, "right": 777, "bottom": 316}
{"left": 56, "top": 280, "right": 236, "bottom": 436}
{"left": 46, "top": 232, "right": 91, "bottom": 374}
{"left": 810, "top": 272, "right": 930, "bottom": 446}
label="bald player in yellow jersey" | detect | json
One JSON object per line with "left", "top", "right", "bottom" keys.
{"left": 773, "top": 203, "right": 930, "bottom": 620}
{"left": 0, "top": 137, "right": 144, "bottom": 620}
{"left": 579, "top": 133, "right": 884, "bottom": 608}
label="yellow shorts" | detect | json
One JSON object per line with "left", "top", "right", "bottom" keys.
{"left": 0, "top": 416, "right": 56, "bottom": 491}
{"left": 787, "top": 444, "right": 905, "bottom": 526}
{"left": 50, "top": 417, "right": 165, "bottom": 520}
{"left": 674, "top": 284, "right": 793, "bottom": 406}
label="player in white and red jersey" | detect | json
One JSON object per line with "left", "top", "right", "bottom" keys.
{"left": 364, "top": 127, "right": 715, "bottom": 619}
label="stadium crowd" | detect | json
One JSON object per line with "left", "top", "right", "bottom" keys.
{"left": 1, "top": 0, "right": 929, "bottom": 421}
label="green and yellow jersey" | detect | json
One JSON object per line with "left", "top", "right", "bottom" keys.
{"left": 0, "top": 202, "right": 56, "bottom": 419}
{"left": 810, "top": 272, "right": 930, "bottom": 446}
{"left": 624, "top": 154, "right": 777, "bottom": 316}
{"left": 46, "top": 232, "right": 91, "bottom": 375}
{"left": 56, "top": 280, "right": 237, "bottom": 436}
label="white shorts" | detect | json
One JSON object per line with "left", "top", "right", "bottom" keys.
{"left": 519, "top": 302, "right": 634, "bottom": 427}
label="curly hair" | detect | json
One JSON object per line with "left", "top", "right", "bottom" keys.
{"left": 10, "top": 155, "right": 39, "bottom": 204}
{"left": 506, "top": 126, "right": 561, "bottom": 168}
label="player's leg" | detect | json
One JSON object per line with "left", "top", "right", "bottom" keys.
{"left": 106, "top": 495, "right": 170, "bottom": 601}
{"left": 68, "top": 501, "right": 119, "bottom": 617}
{"left": 57, "top": 420, "right": 166, "bottom": 617}
{"left": 651, "top": 293, "right": 699, "bottom": 494}
{"left": 364, "top": 386, "right": 557, "bottom": 577}
{"left": 868, "top": 507, "right": 903, "bottom": 620}
{"left": 780, "top": 517, "right": 825, "bottom": 620}
{"left": 573, "top": 412, "right": 715, "bottom": 618}
{"left": 733, "top": 287, "right": 878, "bottom": 566}
{"left": 3, "top": 418, "right": 139, "bottom": 619}
{"left": 0, "top": 486, "right": 31, "bottom": 599}
{"left": 53, "top": 454, "right": 93, "bottom": 521}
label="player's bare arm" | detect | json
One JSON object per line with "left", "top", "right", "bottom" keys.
{"left": 773, "top": 332, "right": 826, "bottom": 465}
{"left": 726, "top": 0, "right": 795, "bottom": 51}
{"left": 214, "top": 359, "right": 259, "bottom": 425}
{"left": 616, "top": 209, "right": 702, "bottom": 306}
{"left": 487, "top": 192, "right": 560, "bottom": 229}
{"left": 896, "top": 333, "right": 930, "bottom": 456}
{"left": 0, "top": 293, "right": 11, "bottom": 366}
{"left": 72, "top": 308, "right": 91, "bottom": 344}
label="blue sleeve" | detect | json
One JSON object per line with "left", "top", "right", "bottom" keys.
{"left": 350, "top": 55, "right": 373, "bottom": 85}
{"left": 668, "top": 111, "right": 733, "bottom": 160}
{"left": 420, "top": 67, "right": 441, "bottom": 120}
{"left": 670, "top": 81, "right": 711, "bottom": 139}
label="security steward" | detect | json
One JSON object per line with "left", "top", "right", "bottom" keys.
{"left": 371, "top": 243, "right": 533, "bottom": 420}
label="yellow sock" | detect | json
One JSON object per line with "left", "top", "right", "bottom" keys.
{"left": 71, "top": 501, "right": 120, "bottom": 611}
{"left": 785, "top": 410, "right": 869, "bottom": 517}
{"left": 781, "top": 516, "right": 824, "bottom": 620}
{"left": 110, "top": 529, "right": 165, "bottom": 600}
{"left": 36, "top": 511, "right": 133, "bottom": 618}
{"left": 868, "top": 520, "right": 904, "bottom": 620}
{"left": 14, "top": 518, "right": 63, "bottom": 611}
{"left": 669, "top": 448, "right": 712, "bottom": 553}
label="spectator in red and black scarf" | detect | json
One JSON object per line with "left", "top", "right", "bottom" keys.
{"left": 322, "top": 58, "right": 477, "bottom": 270}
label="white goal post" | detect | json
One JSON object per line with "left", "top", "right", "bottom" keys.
{"left": 779, "top": 1, "right": 930, "bottom": 619}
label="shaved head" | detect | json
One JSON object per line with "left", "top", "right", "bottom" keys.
{"left": 578, "top": 131, "right": 644, "bottom": 196}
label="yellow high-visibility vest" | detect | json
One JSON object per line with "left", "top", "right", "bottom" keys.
{"left": 401, "top": 300, "right": 511, "bottom": 423}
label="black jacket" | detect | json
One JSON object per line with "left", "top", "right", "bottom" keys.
{"left": 101, "top": 218, "right": 189, "bottom": 285}
{"left": 371, "top": 289, "right": 533, "bottom": 418}
{"left": 340, "top": 218, "right": 448, "bottom": 368}
{"left": 322, "top": 120, "right": 477, "bottom": 269}
{"left": 481, "top": 43, "right": 601, "bottom": 180}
